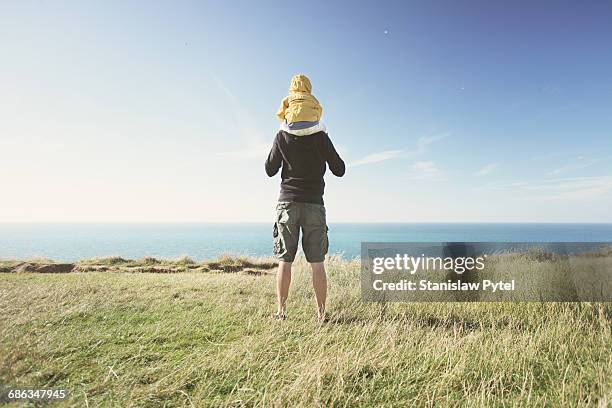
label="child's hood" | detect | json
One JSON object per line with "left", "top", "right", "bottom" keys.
{"left": 289, "top": 74, "right": 312, "bottom": 94}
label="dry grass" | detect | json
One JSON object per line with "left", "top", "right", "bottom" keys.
{"left": 0, "top": 255, "right": 610, "bottom": 407}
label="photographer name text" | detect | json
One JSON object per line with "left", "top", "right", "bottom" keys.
{"left": 372, "top": 279, "right": 515, "bottom": 292}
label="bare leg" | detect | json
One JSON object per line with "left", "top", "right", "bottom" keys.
{"left": 310, "top": 262, "right": 327, "bottom": 320}
{"left": 276, "top": 261, "right": 292, "bottom": 317}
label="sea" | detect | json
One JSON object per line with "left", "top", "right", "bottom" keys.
{"left": 1, "top": 223, "right": 612, "bottom": 262}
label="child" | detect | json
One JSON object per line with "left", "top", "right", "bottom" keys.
{"left": 276, "top": 74, "right": 326, "bottom": 135}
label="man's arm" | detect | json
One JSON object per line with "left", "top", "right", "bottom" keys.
{"left": 324, "top": 134, "right": 346, "bottom": 177}
{"left": 265, "top": 135, "right": 282, "bottom": 177}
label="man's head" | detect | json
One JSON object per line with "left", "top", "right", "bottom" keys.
{"left": 289, "top": 74, "right": 312, "bottom": 94}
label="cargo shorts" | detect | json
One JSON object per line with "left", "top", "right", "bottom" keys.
{"left": 272, "top": 201, "right": 329, "bottom": 263}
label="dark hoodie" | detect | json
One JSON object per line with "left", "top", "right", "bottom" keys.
{"left": 265, "top": 130, "right": 345, "bottom": 204}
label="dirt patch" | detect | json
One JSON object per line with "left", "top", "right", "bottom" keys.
{"left": 0, "top": 265, "right": 14, "bottom": 273}
{"left": 125, "top": 266, "right": 188, "bottom": 274}
{"left": 73, "top": 265, "right": 110, "bottom": 272}
{"left": 204, "top": 257, "right": 278, "bottom": 274}
{"left": 242, "top": 268, "right": 265, "bottom": 276}
{"left": 13, "top": 263, "right": 75, "bottom": 273}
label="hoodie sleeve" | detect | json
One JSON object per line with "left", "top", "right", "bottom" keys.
{"left": 265, "top": 134, "right": 282, "bottom": 177}
{"left": 324, "top": 134, "right": 345, "bottom": 177}
{"left": 276, "top": 97, "right": 289, "bottom": 122}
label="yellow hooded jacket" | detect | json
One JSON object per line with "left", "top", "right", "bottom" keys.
{"left": 276, "top": 74, "right": 323, "bottom": 123}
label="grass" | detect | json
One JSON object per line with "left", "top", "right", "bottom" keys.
{"left": 0, "top": 255, "right": 610, "bottom": 407}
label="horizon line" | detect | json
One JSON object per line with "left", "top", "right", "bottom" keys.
{"left": 1, "top": 221, "right": 612, "bottom": 225}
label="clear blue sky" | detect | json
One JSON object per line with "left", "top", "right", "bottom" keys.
{"left": 1, "top": 1, "right": 611, "bottom": 222}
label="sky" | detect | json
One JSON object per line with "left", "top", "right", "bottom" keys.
{"left": 1, "top": 0, "right": 612, "bottom": 223}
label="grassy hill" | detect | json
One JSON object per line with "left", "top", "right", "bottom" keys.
{"left": 0, "top": 255, "right": 610, "bottom": 407}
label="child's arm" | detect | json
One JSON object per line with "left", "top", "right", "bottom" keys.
{"left": 265, "top": 134, "right": 282, "bottom": 177}
{"left": 276, "top": 97, "right": 289, "bottom": 122}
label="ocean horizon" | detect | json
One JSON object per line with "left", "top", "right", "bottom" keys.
{"left": 1, "top": 222, "right": 612, "bottom": 262}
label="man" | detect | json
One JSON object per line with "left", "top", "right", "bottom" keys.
{"left": 265, "top": 121, "right": 345, "bottom": 322}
